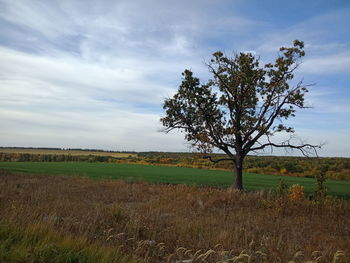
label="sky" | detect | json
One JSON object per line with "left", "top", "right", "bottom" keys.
{"left": 0, "top": 0, "right": 349, "bottom": 157}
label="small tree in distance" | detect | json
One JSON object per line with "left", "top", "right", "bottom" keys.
{"left": 161, "top": 40, "right": 321, "bottom": 190}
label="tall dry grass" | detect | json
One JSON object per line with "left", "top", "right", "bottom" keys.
{"left": 0, "top": 171, "right": 349, "bottom": 262}
{"left": 0, "top": 222, "right": 138, "bottom": 263}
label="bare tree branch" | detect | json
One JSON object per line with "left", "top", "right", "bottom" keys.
{"left": 250, "top": 141, "right": 321, "bottom": 157}
{"left": 203, "top": 155, "right": 235, "bottom": 164}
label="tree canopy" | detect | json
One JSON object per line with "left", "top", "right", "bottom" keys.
{"left": 161, "top": 40, "right": 320, "bottom": 190}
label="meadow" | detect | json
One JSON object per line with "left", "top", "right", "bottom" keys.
{"left": 1, "top": 151, "right": 350, "bottom": 262}
{"left": 0, "top": 161, "right": 349, "bottom": 199}
{"left": 0, "top": 172, "right": 349, "bottom": 262}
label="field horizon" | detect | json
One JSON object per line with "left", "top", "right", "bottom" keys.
{"left": 2, "top": 146, "right": 350, "bottom": 158}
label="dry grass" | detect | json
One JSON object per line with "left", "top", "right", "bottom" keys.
{"left": 0, "top": 222, "right": 138, "bottom": 263}
{"left": 0, "top": 172, "right": 349, "bottom": 262}
{"left": 0, "top": 148, "right": 137, "bottom": 158}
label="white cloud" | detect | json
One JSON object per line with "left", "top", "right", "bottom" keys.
{"left": 301, "top": 51, "right": 350, "bottom": 74}
{"left": 295, "top": 129, "right": 350, "bottom": 157}
{"left": 0, "top": 1, "right": 74, "bottom": 38}
{"left": 0, "top": 47, "right": 179, "bottom": 106}
{"left": 254, "top": 8, "right": 350, "bottom": 71}
{"left": 0, "top": 108, "right": 187, "bottom": 151}
{"left": 0, "top": 40, "right": 193, "bottom": 151}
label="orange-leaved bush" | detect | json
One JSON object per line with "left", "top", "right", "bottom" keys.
{"left": 288, "top": 184, "right": 305, "bottom": 201}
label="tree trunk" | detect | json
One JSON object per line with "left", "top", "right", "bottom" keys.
{"left": 234, "top": 156, "right": 244, "bottom": 190}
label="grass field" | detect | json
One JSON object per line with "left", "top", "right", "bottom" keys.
{"left": 0, "top": 148, "right": 137, "bottom": 158}
{"left": 1, "top": 173, "right": 349, "bottom": 262}
{"left": 0, "top": 162, "right": 349, "bottom": 198}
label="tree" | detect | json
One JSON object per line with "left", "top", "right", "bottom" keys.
{"left": 161, "top": 40, "right": 321, "bottom": 190}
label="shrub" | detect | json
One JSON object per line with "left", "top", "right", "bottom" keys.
{"left": 288, "top": 184, "right": 304, "bottom": 201}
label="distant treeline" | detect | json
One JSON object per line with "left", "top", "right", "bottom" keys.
{"left": 0, "top": 153, "right": 122, "bottom": 163}
{"left": 0, "top": 147, "right": 136, "bottom": 153}
{"left": 1, "top": 150, "right": 349, "bottom": 181}
{"left": 0, "top": 147, "right": 62, "bottom": 150}
{"left": 137, "top": 153, "right": 350, "bottom": 181}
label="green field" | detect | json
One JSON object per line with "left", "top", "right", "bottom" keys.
{"left": 0, "top": 162, "right": 349, "bottom": 198}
